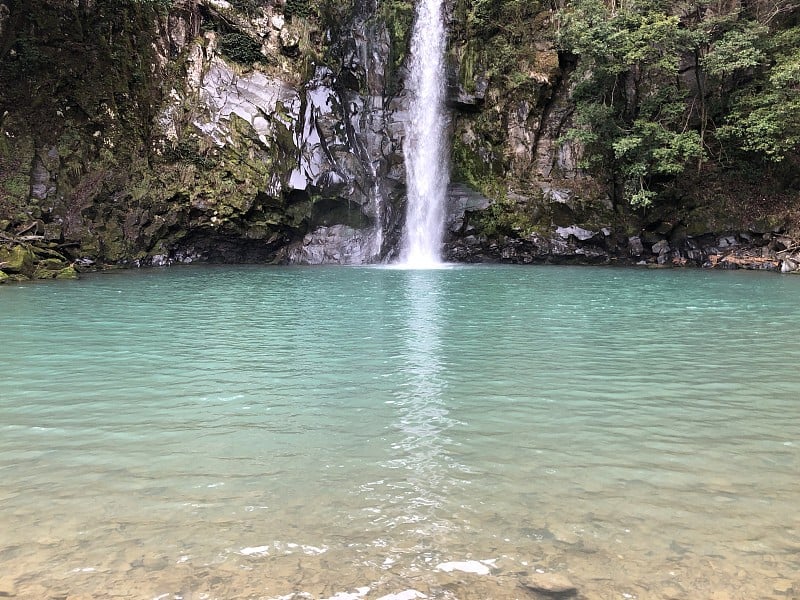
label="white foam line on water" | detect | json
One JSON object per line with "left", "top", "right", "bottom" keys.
{"left": 435, "top": 559, "right": 496, "bottom": 575}
{"left": 241, "top": 542, "right": 328, "bottom": 557}
{"left": 320, "top": 586, "right": 370, "bottom": 600}
{"left": 380, "top": 262, "right": 460, "bottom": 271}
{"left": 376, "top": 591, "right": 428, "bottom": 600}
{"left": 240, "top": 545, "right": 270, "bottom": 556}
{"left": 71, "top": 567, "right": 96, "bottom": 573}
{"left": 285, "top": 542, "right": 328, "bottom": 555}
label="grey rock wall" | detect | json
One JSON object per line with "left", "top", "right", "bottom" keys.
{"left": 154, "top": 0, "right": 410, "bottom": 264}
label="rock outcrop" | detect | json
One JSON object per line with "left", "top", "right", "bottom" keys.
{"left": 0, "top": 0, "right": 410, "bottom": 277}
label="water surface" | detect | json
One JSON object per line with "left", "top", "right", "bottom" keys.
{"left": 1, "top": 265, "right": 799, "bottom": 599}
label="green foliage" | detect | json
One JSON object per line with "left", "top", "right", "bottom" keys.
{"left": 380, "top": 0, "right": 415, "bottom": 82}
{"left": 556, "top": 0, "right": 800, "bottom": 207}
{"left": 163, "top": 139, "right": 217, "bottom": 169}
{"left": 555, "top": 0, "right": 795, "bottom": 205}
{"left": 130, "top": 0, "right": 173, "bottom": 14}
{"left": 700, "top": 22, "right": 768, "bottom": 77}
{"left": 476, "top": 195, "right": 543, "bottom": 238}
{"left": 558, "top": 0, "right": 700, "bottom": 206}
{"left": 467, "top": 0, "right": 541, "bottom": 37}
{"left": 228, "top": 0, "right": 262, "bottom": 16}
{"left": 717, "top": 26, "right": 800, "bottom": 161}
{"left": 460, "top": 0, "right": 545, "bottom": 87}
{"left": 612, "top": 122, "right": 703, "bottom": 206}
{"left": 219, "top": 33, "right": 263, "bottom": 65}
{"left": 285, "top": 0, "right": 313, "bottom": 19}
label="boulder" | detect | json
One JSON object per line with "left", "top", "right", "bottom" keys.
{"left": 628, "top": 236, "right": 644, "bottom": 256}
{"left": 652, "top": 239, "right": 670, "bottom": 255}
{"left": 0, "top": 574, "right": 17, "bottom": 597}
{"left": 56, "top": 265, "right": 79, "bottom": 279}
{"left": 556, "top": 225, "right": 596, "bottom": 242}
{"left": 0, "top": 245, "right": 36, "bottom": 278}
{"left": 781, "top": 258, "right": 799, "bottom": 273}
{"left": 521, "top": 572, "right": 578, "bottom": 597}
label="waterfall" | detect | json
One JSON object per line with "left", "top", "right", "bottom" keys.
{"left": 400, "top": 0, "right": 450, "bottom": 267}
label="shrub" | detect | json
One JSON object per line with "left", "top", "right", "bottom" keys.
{"left": 219, "top": 33, "right": 263, "bottom": 65}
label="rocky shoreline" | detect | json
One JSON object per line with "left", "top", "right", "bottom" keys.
{"left": 0, "top": 234, "right": 78, "bottom": 283}
{"left": 446, "top": 225, "right": 800, "bottom": 273}
{"left": 3, "top": 222, "right": 800, "bottom": 284}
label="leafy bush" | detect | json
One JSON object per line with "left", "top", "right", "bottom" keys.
{"left": 219, "top": 33, "right": 263, "bottom": 65}
{"left": 285, "top": 0, "right": 313, "bottom": 19}
{"left": 228, "top": 0, "right": 262, "bottom": 16}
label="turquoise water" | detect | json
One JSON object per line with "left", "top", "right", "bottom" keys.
{"left": 1, "top": 265, "right": 799, "bottom": 599}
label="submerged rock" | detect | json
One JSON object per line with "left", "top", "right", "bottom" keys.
{"left": 521, "top": 572, "right": 578, "bottom": 597}
{"left": 0, "top": 575, "right": 17, "bottom": 597}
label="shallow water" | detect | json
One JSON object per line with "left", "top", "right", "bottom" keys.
{"left": 1, "top": 265, "right": 799, "bottom": 600}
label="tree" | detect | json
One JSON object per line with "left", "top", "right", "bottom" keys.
{"left": 717, "top": 25, "right": 800, "bottom": 161}
{"left": 557, "top": 0, "right": 703, "bottom": 206}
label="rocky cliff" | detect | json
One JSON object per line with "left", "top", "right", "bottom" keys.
{"left": 1, "top": 0, "right": 798, "bottom": 283}
{"left": 1, "top": 0, "right": 408, "bottom": 279}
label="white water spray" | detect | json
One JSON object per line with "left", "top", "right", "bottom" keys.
{"left": 400, "top": 0, "right": 450, "bottom": 267}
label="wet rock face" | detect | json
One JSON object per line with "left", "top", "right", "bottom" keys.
{"left": 284, "top": 224, "right": 378, "bottom": 265}
{"left": 152, "top": 0, "right": 408, "bottom": 265}
{"left": 0, "top": 0, "right": 410, "bottom": 268}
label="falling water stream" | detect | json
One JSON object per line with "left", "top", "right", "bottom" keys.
{"left": 400, "top": 0, "right": 450, "bottom": 267}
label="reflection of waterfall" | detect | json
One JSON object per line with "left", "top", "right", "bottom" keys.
{"left": 400, "top": 0, "right": 450, "bottom": 267}
{"left": 385, "top": 271, "right": 456, "bottom": 532}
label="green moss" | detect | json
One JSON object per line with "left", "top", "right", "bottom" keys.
{"left": 452, "top": 133, "right": 506, "bottom": 200}
{"left": 458, "top": 40, "right": 478, "bottom": 94}
{"left": 2, "top": 174, "right": 30, "bottom": 201}
{"left": 285, "top": 0, "right": 314, "bottom": 19}
{"left": 219, "top": 33, "right": 264, "bottom": 66}
{"left": 475, "top": 196, "right": 548, "bottom": 238}
{"left": 379, "top": 0, "right": 415, "bottom": 90}
{"left": 0, "top": 245, "right": 36, "bottom": 278}
{"left": 228, "top": 0, "right": 262, "bottom": 16}
{"left": 56, "top": 266, "right": 79, "bottom": 279}
{"left": 0, "top": 135, "right": 35, "bottom": 223}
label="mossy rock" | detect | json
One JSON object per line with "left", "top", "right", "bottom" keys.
{"left": 0, "top": 270, "right": 9, "bottom": 284}
{"left": 33, "top": 267, "right": 58, "bottom": 279}
{"left": 0, "top": 245, "right": 36, "bottom": 278}
{"left": 219, "top": 33, "right": 264, "bottom": 66}
{"left": 39, "top": 257, "right": 68, "bottom": 269}
{"left": 56, "top": 265, "right": 78, "bottom": 279}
